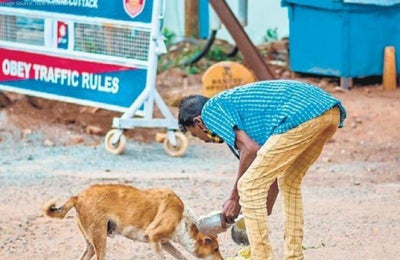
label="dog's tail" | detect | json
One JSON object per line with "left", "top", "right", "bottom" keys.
{"left": 42, "top": 196, "right": 78, "bottom": 219}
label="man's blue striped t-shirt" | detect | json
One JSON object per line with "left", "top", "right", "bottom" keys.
{"left": 201, "top": 80, "right": 347, "bottom": 148}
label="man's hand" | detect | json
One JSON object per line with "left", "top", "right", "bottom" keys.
{"left": 221, "top": 198, "right": 241, "bottom": 228}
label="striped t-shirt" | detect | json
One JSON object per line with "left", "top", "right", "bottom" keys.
{"left": 201, "top": 80, "right": 346, "bottom": 148}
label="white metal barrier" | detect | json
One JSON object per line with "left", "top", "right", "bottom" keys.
{"left": 0, "top": 0, "right": 188, "bottom": 156}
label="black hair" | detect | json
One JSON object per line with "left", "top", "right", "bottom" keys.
{"left": 178, "top": 95, "right": 209, "bottom": 132}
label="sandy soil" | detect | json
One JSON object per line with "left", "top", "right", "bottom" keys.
{"left": 0, "top": 78, "right": 400, "bottom": 260}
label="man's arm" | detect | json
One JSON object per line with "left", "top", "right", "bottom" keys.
{"left": 222, "top": 129, "right": 279, "bottom": 226}
{"left": 228, "top": 129, "right": 260, "bottom": 201}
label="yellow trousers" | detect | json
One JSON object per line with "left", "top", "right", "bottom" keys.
{"left": 238, "top": 107, "right": 340, "bottom": 260}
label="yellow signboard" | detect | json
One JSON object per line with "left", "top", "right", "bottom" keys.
{"left": 202, "top": 61, "right": 255, "bottom": 98}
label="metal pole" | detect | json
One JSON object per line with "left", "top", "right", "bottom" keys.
{"left": 208, "top": 0, "right": 275, "bottom": 80}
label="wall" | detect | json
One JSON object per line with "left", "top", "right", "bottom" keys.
{"left": 163, "top": 0, "right": 289, "bottom": 44}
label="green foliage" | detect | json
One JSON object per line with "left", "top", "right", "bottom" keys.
{"left": 158, "top": 44, "right": 203, "bottom": 74}
{"left": 206, "top": 45, "right": 230, "bottom": 61}
{"left": 162, "top": 27, "right": 176, "bottom": 47}
{"left": 263, "top": 27, "right": 278, "bottom": 43}
{"left": 157, "top": 39, "right": 243, "bottom": 75}
{"left": 184, "top": 66, "right": 201, "bottom": 75}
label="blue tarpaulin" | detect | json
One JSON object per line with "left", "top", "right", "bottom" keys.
{"left": 282, "top": 0, "right": 400, "bottom": 8}
{"left": 344, "top": 0, "right": 400, "bottom": 6}
{"left": 281, "top": 0, "right": 342, "bottom": 10}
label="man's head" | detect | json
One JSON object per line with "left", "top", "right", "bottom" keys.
{"left": 178, "top": 95, "right": 213, "bottom": 142}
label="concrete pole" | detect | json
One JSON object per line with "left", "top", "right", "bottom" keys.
{"left": 185, "top": 0, "right": 199, "bottom": 38}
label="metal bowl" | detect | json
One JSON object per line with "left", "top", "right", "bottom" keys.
{"left": 196, "top": 211, "right": 231, "bottom": 236}
{"left": 231, "top": 216, "right": 249, "bottom": 245}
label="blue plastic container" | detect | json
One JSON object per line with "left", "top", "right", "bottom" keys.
{"left": 282, "top": 0, "right": 400, "bottom": 77}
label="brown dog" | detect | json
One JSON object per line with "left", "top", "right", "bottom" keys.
{"left": 43, "top": 184, "right": 223, "bottom": 260}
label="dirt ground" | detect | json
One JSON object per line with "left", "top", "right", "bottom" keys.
{"left": 0, "top": 76, "right": 400, "bottom": 260}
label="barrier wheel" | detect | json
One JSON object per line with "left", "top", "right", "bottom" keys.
{"left": 105, "top": 129, "right": 126, "bottom": 155}
{"left": 163, "top": 132, "right": 188, "bottom": 157}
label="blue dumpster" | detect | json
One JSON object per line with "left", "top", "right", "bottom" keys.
{"left": 281, "top": 0, "right": 400, "bottom": 77}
